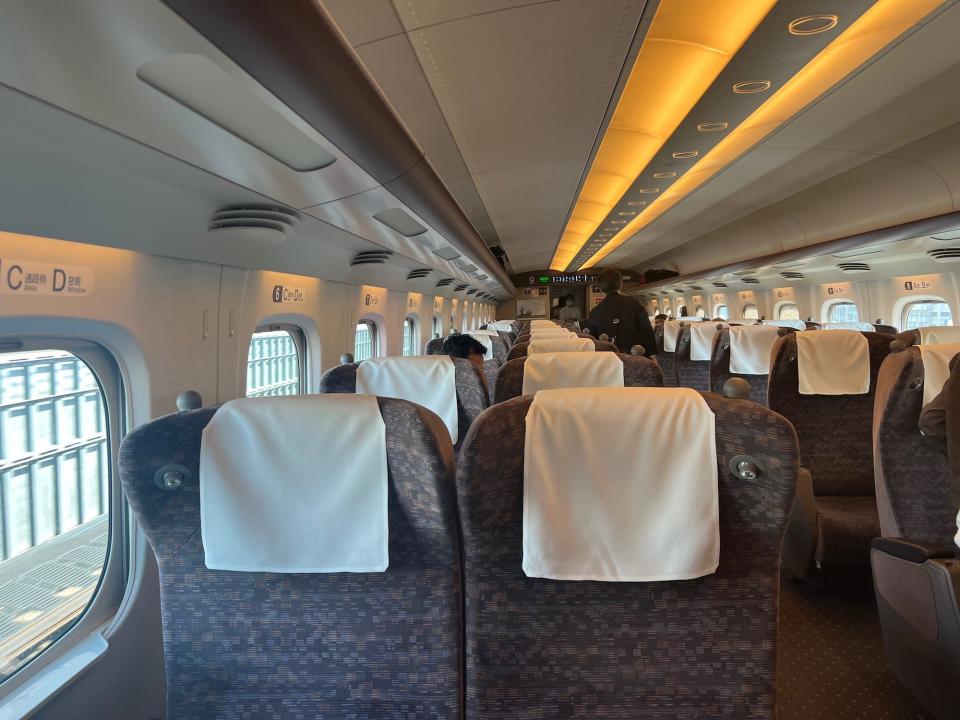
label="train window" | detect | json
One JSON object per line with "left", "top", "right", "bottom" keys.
{"left": 664, "top": 306, "right": 674, "bottom": 318}
{"left": 829, "top": 301, "right": 859, "bottom": 323}
{"left": 902, "top": 300, "right": 953, "bottom": 329}
{"left": 0, "top": 348, "right": 114, "bottom": 681}
{"left": 743, "top": 304, "right": 759, "bottom": 320}
{"left": 402, "top": 318, "right": 416, "bottom": 356}
{"left": 778, "top": 302, "right": 800, "bottom": 320}
{"left": 354, "top": 321, "right": 377, "bottom": 361}
{"left": 695, "top": 306, "right": 706, "bottom": 318}
{"left": 246, "top": 326, "right": 305, "bottom": 397}
{"left": 432, "top": 315, "right": 442, "bottom": 339}
{"left": 715, "top": 305, "right": 729, "bottom": 320}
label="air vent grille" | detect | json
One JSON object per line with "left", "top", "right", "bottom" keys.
{"left": 713, "top": 282, "right": 727, "bottom": 288}
{"left": 454, "top": 284, "right": 469, "bottom": 292}
{"left": 407, "top": 268, "right": 432, "bottom": 280}
{"left": 351, "top": 250, "right": 394, "bottom": 266}
{"left": 209, "top": 204, "right": 300, "bottom": 242}
{"left": 690, "top": 285, "right": 703, "bottom": 291}
{"left": 780, "top": 271, "right": 805, "bottom": 279}
{"left": 837, "top": 262, "right": 871, "bottom": 273}
{"left": 741, "top": 277, "right": 760, "bottom": 284}
{"left": 436, "top": 278, "right": 454, "bottom": 287}
{"left": 466, "top": 289, "right": 477, "bottom": 295}
{"left": 928, "top": 248, "right": 960, "bottom": 263}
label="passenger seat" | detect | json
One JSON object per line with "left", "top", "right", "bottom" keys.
{"left": 119, "top": 395, "right": 463, "bottom": 719}
{"left": 456, "top": 386, "right": 799, "bottom": 718}
{"left": 769, "top": 330, "right": 892, "bottom": 574}
{"left": 709, "top": 325, "right": 784, "bottom": 405}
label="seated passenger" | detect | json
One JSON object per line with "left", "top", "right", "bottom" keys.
{"left": 441, "top": 333, "right": 488, "bottom": 371}
{"left": 918, "top": 352, "right": 960, "bottom": 550}
{"left": 919, "top": 353, "right": 960, "bottom": 438}
{"left": 586, "top": 269, "right": 657, "bottom": 356}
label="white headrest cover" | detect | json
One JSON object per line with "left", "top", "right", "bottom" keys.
{"left": 530, "top": 320, "right": 556, "bottom": 328}
{"left": 527, "top": 338, "right": 595, "bottom": 355}
{"left": 821, "top": 322, "right": 874, "bottom": 332}
{"left": 689, "top": 323, "right": 725, "bottom": 361}
{"left": 523, "top": 387, "right": 719, "bottom": 581}
{"left": 663, "top": 320, "right": 682, "bottom": 352}
{"left": 489, "top": 321, "right": 514, "bottom": 332}
{"left": 918, "top": 327, "right": 960, "bottom": 345}
{"left": 357, "top": 356, "right": 459, "bottom": 442}
{"left": 530, "top": 329, "right": 573, "bottom": 339}
{"left": 765, "top": 319, "right": 806, "bottom": 330}
{"left": 796, "top": 330, "right": 870, "bottom": 395}
{"left": 729, "top": 325, "right": 781, "bottom": 375}
{"left": 201, "top": 395, "right": 388, "bottom": 572}
{"left": 521, "top": 352, "right": 624, "bottom": 395}
{"left": 919, "top": 343, "right": 960, "bottom": 405}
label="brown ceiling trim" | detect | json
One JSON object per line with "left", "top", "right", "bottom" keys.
{"left": 159, "top": 0, "right": 515, "bottom": 293}
{"left": 634, "top": 210, "right": 960, "bottom": 296}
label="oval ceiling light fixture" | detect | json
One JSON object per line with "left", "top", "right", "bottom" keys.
{"left": 618, "top": 211, "right": 636, "bottom": 216}
{"left": 638, "top": 187, "right": 661, "bottom": 194}
{"left": 612, "top": 220, "right": 628, "bottom": 225}
{"left": 788, "top": 14, "right": 839, "bottom": 36}
{"left": 732, "top": 80, "right": 772, "bottom": 94}
{"left": 672, "top": 151, "right": 699, "bottom": 159}
{"left": 697, "top": 121, "right": 729, "bottom": 132}
{"left": 653, "top": 171, "right": 677, "bottom": 178}
{"left": 627, "top": 200, "right": 648, "bottom": 207}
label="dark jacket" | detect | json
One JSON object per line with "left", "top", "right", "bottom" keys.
{"left": 919, "top": 353, "right": 960, "bottom": 509}
{"left": 587, "top": 292, "right": 657, "bottom": 356}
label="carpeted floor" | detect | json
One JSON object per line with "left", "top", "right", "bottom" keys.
{"left": 777, "top": 577, "right": 934, "bottom": 720}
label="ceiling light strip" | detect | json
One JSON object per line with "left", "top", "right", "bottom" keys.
{"left": 548, "top": 0, "right": 778, "bottom": 271}
{"left": 579, "top": 0, "right": 946, "bottom": 270}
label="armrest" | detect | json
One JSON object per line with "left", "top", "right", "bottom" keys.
{"left": 871, "top": 537, "right": 957, "bottom": 564}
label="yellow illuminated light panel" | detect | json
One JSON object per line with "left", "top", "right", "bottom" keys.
{"left": 579, "top": 0, "right": 946, "bottom": 270}
{"left": 549, "top": 0, "right": 777, "bottom": 271}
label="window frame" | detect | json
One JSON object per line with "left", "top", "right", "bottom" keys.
{"left": 776, "top": 301, "right": 800, "bottom": 320}
{"left": 825, "top": 300, "right": 859, "bottom": 324}
{"left": 0, "top": 337, "right": 127, "bottom": 689}
{"left": 743, "top": 304, "right": 759, "bottom": 320}
{"left": 246, "top": 323, "right": 307, "bottom": 397}
{"left": 354, "top": 319, "right": 378, "bottom": 361}
{"left": 695, "top": 306, "right": 706, "bottom": 318}
{"left": 402, "top": 316, "right": 417, "bottom": 357}
{"left": 714, "top": 304, "right": 729, "bottom": 320}
{"left": 432, "top": 315, "right": 442, "bottom": 340}
{"left": 901, "top": 299, "right": 954, "bottom": 330}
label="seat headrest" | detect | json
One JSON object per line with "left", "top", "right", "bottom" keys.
{"left": 796, "top": 330, "right": 870, "bottom": 395}
{"left": 663, "top": 320, "right": 682, "bottom": 352}
{"left": 728, "top": 325, "right": 780, "bottom": 375}
{"left": 918, "top": 343, "right": 960, "bottom": 405}
{"left": 527, "top": 337, "right": 595, "bottom": 355}
{"left": 689, "top": 322, "right": 725, "bottom": 361}
{"left": 522, "top": 387, "right": 719, "bottom": 582}
{"left": 764, "top": 319, "right": 806, "bottom": 330}
{"left": 201, "top": 395, "right": 388, "bottom": 573}
{"left": 356, "top": 356, "right": 459, "bottom": 441}
{"left": 918, "top": 326, "right": 960, "bottom": 345}
{"left": 521, "top": 351, "right": 624, "bottom": 395}
{"left": 821, "top": 322, "right": 875, "bottom": 332}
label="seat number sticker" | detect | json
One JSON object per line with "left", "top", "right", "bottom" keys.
{"left": 0, "top": 258, "right": 94, "bottom": 297}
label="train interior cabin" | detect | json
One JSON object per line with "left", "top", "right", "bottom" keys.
{"left": 2, "top": 0, "right": 960, "bottom": 718}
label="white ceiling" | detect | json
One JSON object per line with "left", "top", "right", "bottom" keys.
{"left": 322, "top": 0, "right": 648, "bottom": 270}
{"left": 323, "top": 0, "right": 960, "bottom": 276}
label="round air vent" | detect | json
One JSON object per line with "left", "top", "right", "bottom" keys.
{"left": 928, "top": 248, "right": 960, "bottom": 263}
{"left": 780, "top": 271, "right": 805, "bottom": 279}
{"left": 713, "top": 282, "right": 728, "bottom": 288}
{"left": 407, "top": 268, "right": 432, "bottom": 280}
{"left": 741, "top": 278, "right": 760, "bottom": 284}
{"left": 454, "top": 284, "right": 469, "bottom": 292}
{"left": 436, "top": 278, "right": 454, "bottom": 287}
{"left": 351, "top": 250, "right": 394, "bottom": 266}
{"left": 209, "top": 204, "right": 300, "bottom": 243}
{"left": 837, "top": 262, "right": 871, "bottom": 273}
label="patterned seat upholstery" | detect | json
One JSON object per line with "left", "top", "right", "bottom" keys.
{"left": 505, "top": 339, "right": 619, "bottom": 362}
{"left": 870, "top": 346, "right": 960, "bottom": 719}
{"left": 654, "top": 323, "right": 677, "bottom": 387}
{"left": 873, "top": 347, "right": 955, "bottom": 543}
{"left": 119, "top": 398, "right": 463, "bottom": 720}
{"left": 674, "top": 326, "right": 712, "bottom": 391}
{"left": 319, "top": 358, "right": 488, "bottom": 450}
{"left": 709, "top": 327, "right": 771, "bottom": 405}
{"left": 492, "top": 354, "right": 663, "bottom": 404}
{"left": 482, "top": 360, "right": 499, "bottom": 405}
{"left": 455, "top": 394, "right": 799, "bottom": 719}
{"left": 424, "top": 337, "right": 444, "bottom": 355}
{"left": 488, "top": 335, "right": 508, "bottom": 365}
{"left": 768, "top": 332, "right": 891, "bottom": 571}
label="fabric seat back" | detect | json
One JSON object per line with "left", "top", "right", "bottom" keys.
{"left": 709, "top": 326, "right": 782, "bottom": 405}
{"left": 320, "top": 357, "right": 488, "bottom": 449}
{"left": 769, "top": 331, "right": 891, "bottom": 497}
{"left": 492, "top": 354, "right": 663, "bottom": 404}
{"left": 119, "top": 398, "right": 463, "bottom": 719}
{"left": 653, "top": 323, "right": 677, "bottom": 387}
{"left": 424, "top": 337, "right": 444, "bottom": 355}
{"left": 873, "top": 347, "right": 957, "bottom": 543}
{"left": 456, "top": 392, "right": 799, "bottom": 718}
{"left": 674, "top": 325, "right": 713, "bottom": 390}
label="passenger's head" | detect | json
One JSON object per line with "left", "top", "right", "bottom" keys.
{"left": 441, "top": 334, "right": 487, "bottom": 370}
{"left": 596, "top": 269, "right": 622, "bottom": 294}
{"left": 655, "top": 314, "right": 668, "bottom": 322}
{"left": 564, "top": 294, "right": 574, "bottom": 307}
{"left": 679, "top": 305, "right": 689, "bottom": 317}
